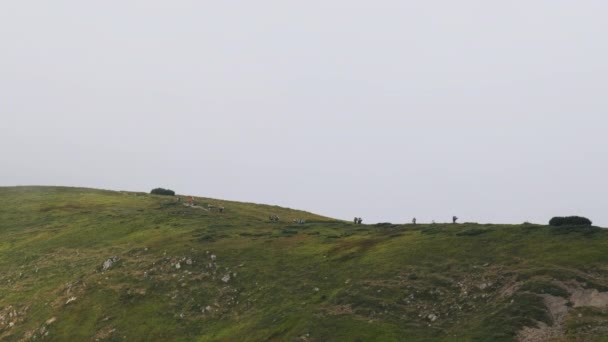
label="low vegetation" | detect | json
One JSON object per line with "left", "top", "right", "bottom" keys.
{"left": 1, "top": 186, "right": 607, "bottom": 341}
{"left": 549, "top": 216, "right": 592, "bottom": 227}
{"left": 150, "top": 188, "right": 175, "bottom": 196}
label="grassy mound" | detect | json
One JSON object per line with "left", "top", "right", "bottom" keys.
{"left": 1, "top": 186, "right": 608, "bottom": 341}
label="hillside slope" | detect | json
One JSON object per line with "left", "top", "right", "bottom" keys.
{"left": 1, "top": 186, "right": 608, "bottom": 341}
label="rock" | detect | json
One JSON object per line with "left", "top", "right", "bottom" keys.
{"left": 313, "top": 287, "right": 320, "bottom": 292}
{"left": 45, "top": 317, "right": 56, "bottom": 325}
{"left": 186, "top": 258, "right": 193, "bottom": 265}
{"left": 428, "top": 313, "right": 438, "bottom": 322}
{"left": 221, "top": 274, "right": 231, "bottom": 283}
{"left": 65, "top": 297, "right": 77, "bottom": 305}
{"left": 175, "top": 263, "right": 181, "bottom": 270}
{"left": 102, "top": 257, "right": 119, "bottom": 271}
{"left": 211, "top": 254, "right": 217, "bottom": 261}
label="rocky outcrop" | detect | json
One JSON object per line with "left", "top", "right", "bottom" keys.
{"left": 102, "top": 257, "right": 119, "bottom": 271}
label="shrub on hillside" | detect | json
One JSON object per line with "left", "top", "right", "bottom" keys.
{"left": 549, "top": 216, "right": 592, "bottom": 227}
{"left": 150, "top": 188, "right": 175, "bottom": 196}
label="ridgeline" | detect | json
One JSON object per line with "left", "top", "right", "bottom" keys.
{"left": 1, "top": 186, "right": 608, "bottom": 341}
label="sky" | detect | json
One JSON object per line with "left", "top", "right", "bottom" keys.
{"left": 1, "top": 1, "right": 607, "bottom": 226}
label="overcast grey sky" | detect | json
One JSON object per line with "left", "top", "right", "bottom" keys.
{"left": 1, "top": 1, "right": 607, "bottom": 225}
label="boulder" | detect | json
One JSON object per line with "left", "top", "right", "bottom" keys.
{"left": 102, "top": 257, "right": 119, "bottom": 271}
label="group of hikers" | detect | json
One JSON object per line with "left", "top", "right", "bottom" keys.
{"left": 176, "top": 192, "right": 462, "bottom": 226}
{"left": 266, "top": 215, "right": 459, "bottom": 225}
{"left": 180, "top": 195, "right": 459, "bottom": 225}
{"left": 411, "top": 216, "right": 458, "bottom": 225}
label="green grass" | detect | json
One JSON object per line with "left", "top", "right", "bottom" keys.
{"left": 1, "top": 186, "right": 608, "bottom": 341}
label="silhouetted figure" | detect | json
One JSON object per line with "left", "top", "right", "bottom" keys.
{"left": 354, "top": 217, "right": 358, "bottom": 224}
{"left": 452, "top": 216, "right": 458, "bottom": 224}
{"left": 412, "top": 218, "right": 416, "bottom": 225}
{"left": 357, "top": 217, "right": 363, "bottom": 225}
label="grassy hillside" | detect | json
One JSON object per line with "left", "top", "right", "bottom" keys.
{"left": 1, "top": 186, "right": 608, "bottom": 341}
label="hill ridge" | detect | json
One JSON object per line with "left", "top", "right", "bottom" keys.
{"left": 1, "top": 186, "right": 608, "bottom": 341}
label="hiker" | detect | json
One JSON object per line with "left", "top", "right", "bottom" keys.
{"left": 188, "top": 196, "right": 194, "bottom": 206}
{"left": 452, "top": 216, "right": 458, "bottom": 224}
{"left": 357, "top": 217, "right": 363, "bottom": 225}
{"left": 354, "top": 217, "right": 358, "bottom": 224}
{"left": 412, "top": 217, "right": 416, "bottom": 225}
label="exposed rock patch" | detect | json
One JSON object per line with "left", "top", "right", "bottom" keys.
{"left": 0, "top": 305, "right": 28, "bottom": 332}
{"left": 102, "top": 257, "right": 119, "bottom": 271}
{"left": 221, "top": 274, "right": 231, "bottom": 283}
{"left": 518, "top": 280, "right": 608, "bottom": 341}
{"left": 569, "top": 288, "right": 608, "bottom": 308}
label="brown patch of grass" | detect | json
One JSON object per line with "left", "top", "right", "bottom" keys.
{"left": 39, "top": 204, "right": 87, "bottom": 212}
{"left": 93, "top": 325, "right": 116, "bottom": 340}
{"left": 329, "top": 238, "right": 381, "bottom": 255}
{"left": 325, "top": 304, "right": 354, "bottom": 315}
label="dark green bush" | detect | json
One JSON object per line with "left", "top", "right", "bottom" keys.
{"left": 150, "top": 188, "right": 175, "bottom": 196}
{"left": 549, "top": 216, "right": 592, "bottom": 227}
